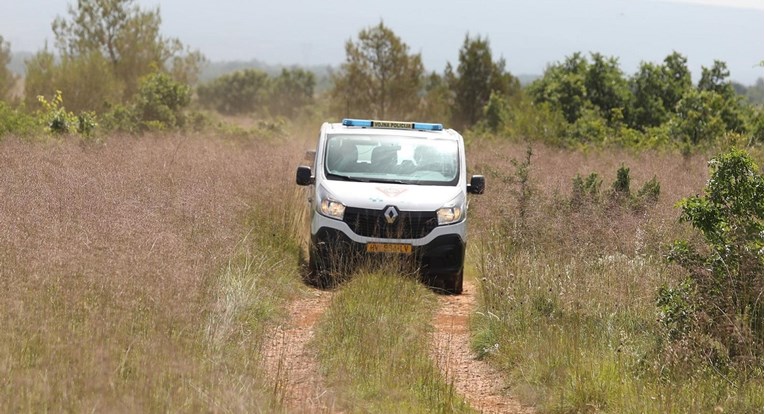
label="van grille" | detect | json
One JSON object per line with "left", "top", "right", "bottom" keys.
{"left": 343, "top": 207, "right": 438, "bottom": 239}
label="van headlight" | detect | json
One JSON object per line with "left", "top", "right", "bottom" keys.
{"left": 317, "top": 185, "right": 345, "bottom": 220}
{"left": 436, "top": 206, "right": 462, "bottom": 225}
{"left": 320, "top": 198, "right": 345, "bottom": 220}
{"left": 436, "top": 193, "right": 466, "bottom": 225}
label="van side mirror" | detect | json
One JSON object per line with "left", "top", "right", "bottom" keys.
{"left": 468, "top": 175, "right": 485, "bottom": 194}
{"left": 296, "top": 166, "right": 314, "bottom": 186}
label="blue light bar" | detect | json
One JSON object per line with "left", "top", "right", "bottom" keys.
{"left": 341, "top": 118, "right": 443, "bottom": 131}
{"left": 342, "top": 119, "right": 373, "bottom": 127}
{"left": 413, "top": 122, "right": 443, "bottom": 131}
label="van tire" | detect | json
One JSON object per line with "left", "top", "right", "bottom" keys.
{"left": 307, "top": 244, "right": 331, "bottom": 288}
{"left": 445, "top": 270, "right": 463, "bottom": 295}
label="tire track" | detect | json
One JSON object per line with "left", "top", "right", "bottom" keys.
{"left": 263, "top": 289, "right": 336, "bottom": 413}
{"left": 431, "top": 280, "right": 534, "bottom": 413}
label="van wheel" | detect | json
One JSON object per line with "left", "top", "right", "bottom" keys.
{"left": 307, "top": 244, "right": 331, "bottom": 288}
{"left": 445, "top": 270, "right": 463, "bottom": 295}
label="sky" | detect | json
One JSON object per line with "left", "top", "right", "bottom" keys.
{"left": 1, "top": 0, "right": 763, "bottom": 84}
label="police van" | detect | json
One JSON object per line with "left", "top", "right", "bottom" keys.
{"left": 296, "top": 119, "right": 484, "bottom": 294}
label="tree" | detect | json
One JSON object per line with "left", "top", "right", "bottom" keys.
{"left": 331, "top": 22, "right": 423, "bottom": 120}
{"left": 661, "top": 51, "right": 692, "bottom": 111}
{"left": 269, "top": 68, "right": 315, "bottom": 117}
{"left": 699, "top": 60, "right": 746, "bottom": 133}
{"left": 629, "top": 62, "right": 667, "bottom": 129}
{"left": 448, "top": 34, "right": 519, "bottom": 130}
{"left": 197, "top": 69, "right": 269, "bottom": 115}
{"left": 47, "top": 0, "right": 203, "bottom": 102}
{"left": 24, "top": 47, "right": 122, "bottom": 113}
{"left": 419, "top": 72, "right": 452, "bottom": 122}
{"left": 668, "top": 89, "right": 726, "bottom": 145}
{"left": 528, "top": 52, "right": 588, "bottom": 124}
{"left": 628, "top": 52, "right": 693, "bottom": 131}
{"left": 584, "top": 53, "right": 629, "bottom": 124}
{"left": 23, "top": 48, "right": 57, "bottom": 108}
{"left": 0, "top": 35, "right": 16, "bottom": 101}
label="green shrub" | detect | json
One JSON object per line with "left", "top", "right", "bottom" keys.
{"left": 635, "top": 176, "right": 661, "bottom": 205}
{"left": 506, "top": 98, "right": 568, "bottom": 145}
{"left": 611, "top": 164, "right": 631, "bottom": 197}
{"left": 37, "top": 90, "right": 77, "bottom": 134}
{"left": 656, "top": 278, "right": 696, "bottom": 341}
{"left": 135, "top": 71, "right": 190, "bottom": 130}
{"left": 571, "top": 172, "right": 602, "bottom": 206}
{"left": 0, "top": 102, "right": 40, "bottom": 136}
{"left": 667, "top": 148, "right": 764, "bottom": 368}
{"left": 571, "top": 166, "right": 660, "bottom": 210}
{"left": 101, "top": 104, "right": 138, "bottom": 134}
{"left": 566, "top": 107, "right": 610, "bottom": 145}
{"left": 76, "top": 111, "right": 98, "bottom": 137}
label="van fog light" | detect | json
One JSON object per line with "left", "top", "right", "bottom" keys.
{"left": 320, "top": 199, "right": 345, "bottom": 220}
{"left": 436, "top": 206, "right": 462, "bottom": 225}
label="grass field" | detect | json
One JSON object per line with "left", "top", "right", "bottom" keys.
{"left": 0, "top": 133, "right": 306, "bottom": 411}
{"left": 467, "top": 141, "right": 763, "bottom": 413}
{"left": 0, "top": 131, "right": 761, "bottom": 413}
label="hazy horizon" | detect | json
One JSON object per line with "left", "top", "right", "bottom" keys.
{"left": 2, "top": 0, "right": 763, "bottom": 84}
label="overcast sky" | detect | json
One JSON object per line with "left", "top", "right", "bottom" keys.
{"left": 2, "top": 0, "right": 763, "bottom": 83}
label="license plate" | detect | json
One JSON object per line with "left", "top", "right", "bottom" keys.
{"left": 366, "top": 243, "right": 412, "bottom": 254}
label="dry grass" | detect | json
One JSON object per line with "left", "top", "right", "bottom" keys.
{"left": 466, "top": 140, "right": 763, "bottom": 412}
{"left": 0, "top": 133, "right": 307, "bottom": 411}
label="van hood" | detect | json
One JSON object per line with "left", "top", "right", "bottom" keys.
{"left": 321, "top": 180, "right": 463, "bottom": 211}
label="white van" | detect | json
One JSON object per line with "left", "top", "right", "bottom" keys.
{"left": 296, "top": 119, "right": 484, "bottom": 294}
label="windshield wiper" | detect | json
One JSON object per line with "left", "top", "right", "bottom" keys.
{"left": 367, "top": 178, "right": 410, "bottom": 185}
{"left": 327, "top": 173, "right": 370, "bottom": 182}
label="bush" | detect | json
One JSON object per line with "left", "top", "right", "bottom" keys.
{"left": 667, "top": 148, "right": 763, "bottom": 367}
{"left": 76, "top": 111, "right": 98, "bottom": 137}
{"left": 0, "top": 102, "right": 40, "bottom": 137}
{"left": 571, "top": 172, "right": 602, "bottom": 206}
{"left": 134, "top": 72, "right": 190, "bottom": 130}
{"left": 571, "top": 165, "right": 660, "bottom": 210}
{"left": 37, "top": 90, "right": 78, "bottom": 134}
{"left": 101, "top": 104, "right": 139, "bottom": 133}
{"left": 36, "top": 90, "right": 100, "bottom": 137}
{"left": 635, "top": 176, "right": 661, "bottom": 204}
{"left": 611, "top": 164, "right": 631, "bottom": 197}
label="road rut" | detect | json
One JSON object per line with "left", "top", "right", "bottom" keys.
{"left": 431, "top": 280, "right": 533, "bottom": 413}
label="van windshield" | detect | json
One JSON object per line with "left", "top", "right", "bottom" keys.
{"left": 324, "top": 134, "right": 459, "bottom": 186}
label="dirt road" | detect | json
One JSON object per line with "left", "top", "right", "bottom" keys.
{"left": 431, "top": 280, "right": 533, "bottom": 413}
{"left": 265, "top": 279, "right": 532, "bottom": 413}
{"left": 263, "top": 289, "right": 337, "bottom": 413}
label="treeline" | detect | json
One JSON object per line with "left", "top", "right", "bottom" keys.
{"left": 0, "top": 0, "right": 762, "bottom": 150}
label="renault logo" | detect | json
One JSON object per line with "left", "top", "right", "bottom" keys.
{"left": 383, "top": 206, "right": 399, "bottom": 224}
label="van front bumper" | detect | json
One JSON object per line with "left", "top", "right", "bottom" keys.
{"left": 310, "top": 226, "right": 465, "bottom": 280}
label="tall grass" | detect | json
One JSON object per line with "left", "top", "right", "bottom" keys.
{"left": 0, "top": 133, "right": 306, "bottom": 411}
{"left": 313, "top": 270, "right": 474, "bottom": 413}
{"left": 468, "top": 141, "right": 763, "bottom": 413}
